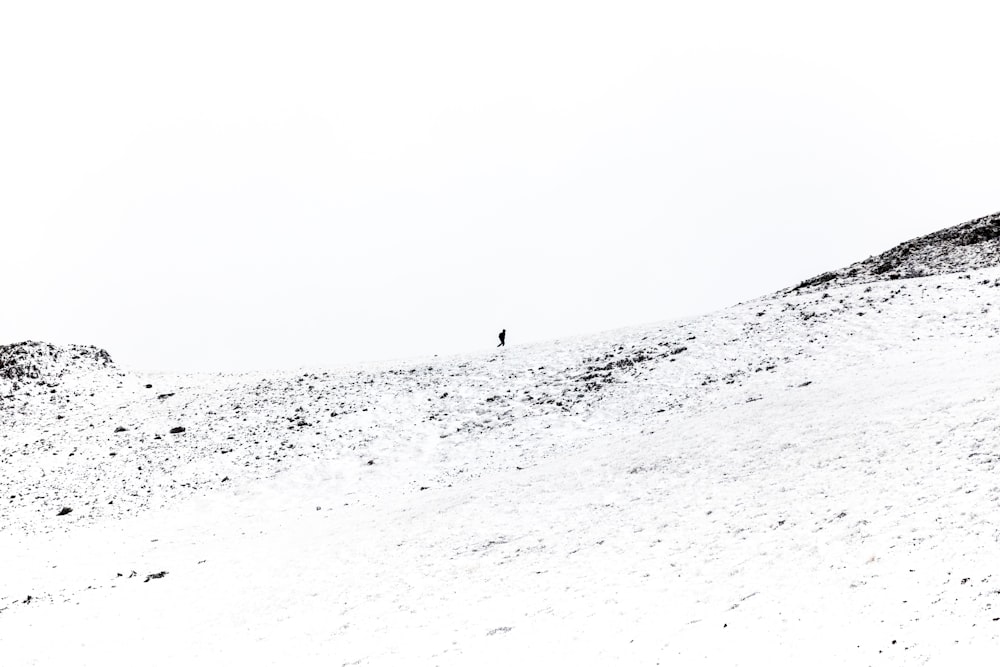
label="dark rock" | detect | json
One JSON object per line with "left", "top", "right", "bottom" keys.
{"left": 57, "top": 507, "right": 72, "bottom": 516}
{"left": 169, "top": 426, "right": 186, "bottom": 434}
{"left": 0, "top": 342, "right": 114, "bottom": 392}
{"left": 143, "top": 571, "right": 167, "bottom": 583}
{"left": 791, "top": 209, "right": 1000, "bottom": 292}
{"left": 114, "top": 426, "right": 127, "bottom": 433}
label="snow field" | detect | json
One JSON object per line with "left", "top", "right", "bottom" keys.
{"left": 2, "top": 267, "right": 1000, "bottom": 664}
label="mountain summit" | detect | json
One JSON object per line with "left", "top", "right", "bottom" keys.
{"left": 793, "top": 209, "right": 1000, "bottom": 292}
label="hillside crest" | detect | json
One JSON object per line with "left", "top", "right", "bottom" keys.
{"left": 793, "top": 209, "right": 1000, "bottom": 292}
{"left": 0, "top": 341, "right": 115, "bottom": 393}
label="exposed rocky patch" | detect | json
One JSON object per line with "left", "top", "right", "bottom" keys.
{"left": 791, "top": 210, "right": 1000, "bottom": 293}
{"left": 0, "top": 341, "right": 117, "bottom": 393}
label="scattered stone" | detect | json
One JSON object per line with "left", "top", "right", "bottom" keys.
{"left": 56, "top": 507, "right": 72, "bottom": 516}
{"left": 367, "top": 459, "right": 375, "bottom": 465}
{"left": 144, "top": 571, "right": 167, "bottom": 583}
{"left": 114, "top": 426, "right": 127, "bottom": 433}
{"left": 169, "top": 426, "right": 186, "bottom": 434}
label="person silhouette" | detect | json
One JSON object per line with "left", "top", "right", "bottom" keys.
{"left": 497, "top": 329, "right": 506, "bottom": 347}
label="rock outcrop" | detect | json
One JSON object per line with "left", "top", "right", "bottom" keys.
{"left": 0, "top": 341, "right": 115, "bottom": 393}
{"left": 792, "top": 210, "right": 1000, "bottom": 292}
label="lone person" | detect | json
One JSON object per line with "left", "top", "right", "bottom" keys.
{"left": 497, "top": 329, "right": 506, "bottom": 347}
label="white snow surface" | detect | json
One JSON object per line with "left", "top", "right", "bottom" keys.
{"left": 3, "top": 268, "right": 1000, "bottom": 665}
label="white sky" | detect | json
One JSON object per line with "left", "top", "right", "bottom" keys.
{"left": 3, "top": 1, "right": 999, "bottom": 372}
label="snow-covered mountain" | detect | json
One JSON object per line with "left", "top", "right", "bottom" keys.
{"left": 3, "top": 211, "right": 1000, "bottom": 665}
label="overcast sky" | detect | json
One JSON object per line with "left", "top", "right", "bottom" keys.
{"left": 3, "top": 1, "right": 999, "bottom": 372}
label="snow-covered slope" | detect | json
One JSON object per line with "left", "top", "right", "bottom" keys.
{"left": 3, "top": 218, "right": 1000, "bottom": 665}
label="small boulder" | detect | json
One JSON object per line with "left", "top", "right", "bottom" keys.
{"left": 169, "top": 426, "right": 186, "bottom": 434}
{"left": 57, "top": 507, "right": 72, "bottom": 516}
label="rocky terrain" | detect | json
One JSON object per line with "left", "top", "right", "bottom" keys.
{"left": 1, "top": 341, "right": 117, "bottom": 393}
{"left": 793, "top": 210, "right": 1000, "bottom": 292}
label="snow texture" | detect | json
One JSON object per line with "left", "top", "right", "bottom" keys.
{"left": 3, "top": 213, "right": 1000, "bottom": 665}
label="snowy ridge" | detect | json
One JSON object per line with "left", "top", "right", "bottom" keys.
{"left": 3, "top": 233, "right": 1000, "bottom": 664}
{"left": 793, "top": 209, "right": 1000, "bottom": 292}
